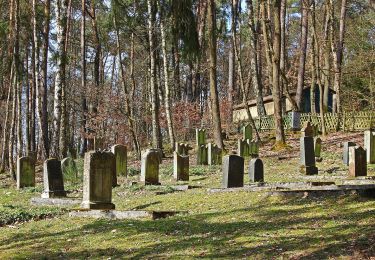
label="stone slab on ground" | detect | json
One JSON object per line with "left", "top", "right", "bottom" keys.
{"left": 69, "top": 209, "right": 184, "bottom": 220}
{"left": 31, "top": 197, "right": 81, "bottom": 206}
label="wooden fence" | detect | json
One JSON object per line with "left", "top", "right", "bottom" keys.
{"left": 253, "top": 111, "right": 375, "bottom": 132}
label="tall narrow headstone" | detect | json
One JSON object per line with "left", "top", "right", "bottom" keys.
{"left": 173, "top": 152, "right": 189, "bottom": 181}
{"left": 348, "top": 146, "right": 367, "bottom": 177}
{"left": 16, "top": 156, "right": 35, "bottom": 189}
{"left": 290, "top": 111, "right": 301, "bottom": 131}
{"left": 222, "top": 155, "right": 244, "bottom": 188}
{"left": 364, "top": 130, "right": 375, "bottom": 164}
{"left": 196, "top": 128, "right": 206, "bottom": 146}
{"left": 111, "top": 145, "right": 127, "bottom": 184}
{"left": 141, "top": 149, "right": 161, "bottom": 185}
{"left": 314, "top": 137, "right": 322, "bottom": 159}
{"left": 42, "top": 158, "right": 66, "bottom": 198}
{"left": 243, "top": 123, "right": 253, "bottom": 141}
{"left": 208, "top": 143, "right": 222, "bottom": 165}
{"left": 81, "top": 151, "right": 115, "bottom": 209}
{"left": 175, "top": 143, "right": 191, "bottom": 156}
{"left": 248, "top": 140, "right": 259, "bottom": 158}
{"left": 249, "top": 158, "right": 264, "bottom": 182}
{"left": 300, "top": 135, "right": 318, "bottom": 175}
{"left": 238, "top": 139, "right": 250, "bottom": 157}
{"left": 61, "top": 157, "right": 78, "bottom": 178}
{"left": 301, "top": 122, "right": 314, "bottom": 137}
{"left": 197, "top": 145, "right": 208, "bottom": 165}
{"left": 343, "top": 142, "right": 356, "bottom": 165}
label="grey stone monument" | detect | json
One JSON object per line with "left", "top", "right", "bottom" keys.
{"left": 208, "top": 143, "right": 222, "bottom": 165}
{"left": 243, "top": 123, "right": 252, "bottom": 141}
{"left": 343, "top": 142, "right": 356, "bottom": 165}
{"left": 249, "top": 158, "right": 264, "bottom": 182}
{"left": 175, "top": 143, "right": 191, "bottom": 156}
{"left": 197, "top": 144, "right": 208, "bottom": 165}
{"left": 300, "top": 136, "right": 318, "bottom": 175}
{"left": 81, "top": 151, "right": 116, "bottom": 209}
{"left": 111, "top": 144, "right": 127, "bottom": 184}
{"left": 42, "top": 158, "right": 66, "bottom": 198}
{"left": 196, "top": 128, "right": 206, "bottom": 146}
{"left": 238, "top": 139, "right": 250, "bottom": 157}
{"left": 248, "top": 140, "right": 259, "bottom": 158}
{"left": 141, "top": 149, "right": 161, "bottom": 185}
{"left": 16, "top": 156, "right": 35, "bottom": 189}
{"left": 290, "top": 111, "right": 301, "bottom": 131}
{"left": 301, "top": 122, "right": 314, "bottom": 137}
{"left": 61, "top": 157, "right": 78, "bottom": 177}
{"left": 173, "top": 152, "right": 189, "bottom": 181}
{"left": 364, "top": 130, "right": 375, "bottom": 164}
{"left": 222, "top": 155, "right": 244, "bottom": 188}
{"left": 314, "top": 137, "right": 322, "bottom": 160}
{"left": 348, "top": 146, "right": 367, "bottom": 177}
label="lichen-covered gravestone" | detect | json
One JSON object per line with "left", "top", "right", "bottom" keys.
{"left": 175, "top": 143, "right": 191, "bottom": 156}
{"left": 111, "top": 145, "right": 127, "bottom": 185}
{"left": 242, "top": 123, "right": 252, "bottom": 141}
{"left": 249, "top": 158, "right": 264, "bottom": 182}
{"left": 249, "top": 140, "right": 259, "bottom": 158}
{"left": 208, "top": 143, "right": 222, "bottom": 165}
{"left": 364, "top": 130, "right": 375, "bottom": 164}
{"left": 343, "top": 142, "right": 356, "bottom": 165}
{"left": 196, "top": 128, "right": 206, "bottom": 146}
{"left": 222, "top": 155, "right": 244, "bottom": 188}
{"left": 300, "top": 123, "right": 318, "bottom": 175}
{"left": 81, "top": 151, "right": 116, "bottom": 209}
{"left": 197, "top": 145, "right": 208, "bottom": 165}
{"left": 61, "top": 157, "right": 78, "bottom": 178}
{"left": 314, "top": 137, "right": 322, "bottom": 160}
{"left": 173, "top": 152, "right": 189, "bottom": 181}
{"left": 16, "top": 156, "right": 35, "bottom": 189}
{"left": 348, "top": 146, "right": 367, "bottom": 177}
{"left": 301, "top": 122, "right": 314, "bottom": 137}
{"left": 42, "top": 158, "right": 67, "bottom": 198}
{"left": 141, "top": 149, "right": 161, "bottom": 185}
{"left": 238, "top": 139, "right": 250, "bottom": 157}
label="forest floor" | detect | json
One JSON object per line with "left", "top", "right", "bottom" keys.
{"left": 0, "top": 131, "right": 375, "bottom": 259}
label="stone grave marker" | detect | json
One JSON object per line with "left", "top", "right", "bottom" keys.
{"left": 301, "top": 122, "right": 314, "bottom": 137}
{"left": 175, "top": 143, "right": 191, "bottom": 156}
{"left": 238, "top": 139, "right": 250, "bottom": 157}
{"left": 222, "top": 155, "right": 244, "bottom": 188}
{"left": 290, "top": 111, "right": 301, "bottom": 131}
{"left": 348, "top": 146, "right": 367, "bottom": 177}
{"left": 61, "top": 157, "right": 78, "bottom": 178}
{"left": 27, "top": 151, "right": 37, "bottom": 164}
{"left": 314, "top": 137, "right": 322, "bottom": 161}
{"left": 243, "top": 123, "right": 252, "bottom": 141}
{"left": 248, "top": 140, "right": 259, "bottom": 158}
{"left": 364, "top": 130, "right": 375, "bottom": 164}
{"left": 197, "top": 144, "right": 208, "bottom": 165}
{"left": 343, "top": 142, "right": 356, "bottom": 165}
{"left": 81, "top": 151, "right": 116, "bottom": 209}
{"left": 141, "top": 149, "right": 161, "bottom": 185}
{"left": 42, "top": 158, "right": 67, "bottom": 198}
{"left": 173, "top": 152, "right": 189, "bottom": 181}
{"left": 208, "top": 143, "right": 222, "bottom": 165}
{"left": 111, "top": 144, "right": 127, "bottom": 183}
{"left": 196, "top": 128, "right": 206, "bottom": 146}
{"left": 16, "top": 156, "right": 35, "bottom": 189}
{"left": 300, "top": 136, "right": 318, "bottom": 175}
{"left": 249, "top": 158, "right": 264, "bottom": 182}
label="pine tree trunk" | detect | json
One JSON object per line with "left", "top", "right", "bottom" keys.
{"left": 79, "top": 0, "right": 87, "bottom": 157}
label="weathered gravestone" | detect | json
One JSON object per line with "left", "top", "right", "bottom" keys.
{"left": 242, "top": 123, "right": 252, "bottom": 141}
{"left": 173, "top": 152, "right": 189, "bottom": 181}
{"left": 343, "top": 142, "right": 356, "bottom": 165}
{"left": 81, "top": 151, "right": 116, "bottom": 209}
{"left": 111, "top": 145, "right": 127, "bottom": 184}
{"left": 301, "top": 122, "right": 314, "bottom": 137}
{"left": 348, "top": 146, "right": 367, "bottom": 177}
{"left": 196, "top": 128, "right": 206, "bottom": 146}
{"left": 16, "top": 156, "right": 35, "bottom": 189}
{"left": 61, "top": 157, "right": 78, "bottom": 178}
{"left": 222, "top": 155, "right": 244, "bottom": 188}
{"left": 27, "top": 151, "right": 37, "bottom": 164}
{"left": 42, "top": 158, "right": 66, "bottom": 198}
{"left": 249, "top": 140, "right": 259, "bottom": 158}
{"left": 141, "top": 149, "right": 161, "bottom": 185}
{"left": 300, "top": 124, "right": 318, "bottom": 175}
{"left": 314, "top": 137, "right": 322, "bottom": 161}
{"left": 290, "top": 111, "right": 301, "bottom": 131}
{"left": 175, "top": 143, "right": 191, "bottom": 156}
{"left": 364, "top": 130, "right": 375, "bottom": 164}
{"left": 249, "top": 158, "right": 264, "bottom": 182}
{"left": 208, "top": 143, "right": 222, "bottom": 165}
{"left": 197, "top": 145, "right": 208, "bottom": 165}
{"left": 238, "top": 139, "right": 250, "bottom": 157}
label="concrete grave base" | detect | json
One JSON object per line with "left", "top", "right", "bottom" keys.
{"left": 81, "top": 201, "right": 115, "bottom": 210}
{"left": 41, "top": 190, "right": 67, "bottom": 199}
{"left": 300, "top": 165, "right": 318, "bottom": 175}
{"left": 69, "top": 209, "right": 183, "bottom": 220}
{"left": 31, "top": 197, "right": 81, "bottom": 206}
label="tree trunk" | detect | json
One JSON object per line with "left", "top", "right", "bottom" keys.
{"left": 79, "top": 0, "right": 87, "bottom": 157}
{"left": 207, "top": 0, "right": 224, "bottom": 149}
{"left": 295, "top": 0, "right": 309, "bottom": 111}
{"left": 322, "top": 1, "right": 331, "bottom": 113}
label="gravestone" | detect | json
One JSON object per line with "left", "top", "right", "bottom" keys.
{"left": 141, "top": 149, "right": 161, "bottom": 185}
{"left": 173, "top": 152, "right": 189, "bottom": 181}
{"left": 222, "top": 155, "right": 244, "bottom": 188}
{"left": 248, "top": 140, "right": 259, "bottom": 158}
{"left": 197, "top": 145, "right": 208, "bottom": 165}
{"left": 314, "top": 137, "right": 322, "bottom": 160}
{"left": 300, "top": 136, "right": 318, "bottom": 175}
{"left": 27, "top": 151, "right": 37, "bottom": 164}
{"left": 364, "top": 130, "right": 375, "bottom": 164}
{"left": 42, "top": 158, "right": 66, "bottom": 198}
{"left": 175, "top": 143, "right": 191, "bottom": 156}
{"left": 196, "top": 128, "right": 206, "bottom": 146}
{"left": 301, "top": 122, "right": 314, "bottom": 137}
{"left": 81, "top": 151, "right": 116, "bottom": 209}
{"left": 290, "top": 111, "right": 301, "bottom": 130}
{"left": 343, "top": 142, "right": 356, "bottom": 165}
{"left": 16, "top": 156, "right": 35, "bottom": 189}
{"left": 111, "top": 145, "right": 127, "bottom": 185}
{"left": 312, "top": 123, "right": 319, "bottom": 137}
{"left": 348, "top": 146, "right": 367, "bottom": 177}
{"left": 249, "top": 158, "right": 264, "bottom": 182}
{"left": 208, "top": 143, "right": 222, "bottom": 165}
{"left": 238, "top": 139, "right": 250, "bottom": 157}
{"left": 61, "top": 157, "right": 78, "bottom": 178}
{"left": 243, "top": 123, "right": 252, "bottom": 141}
